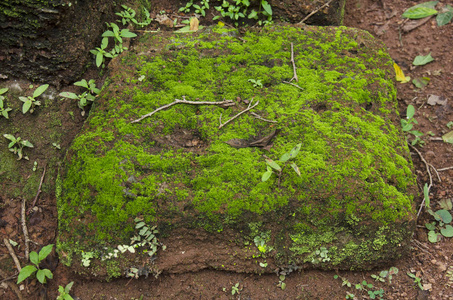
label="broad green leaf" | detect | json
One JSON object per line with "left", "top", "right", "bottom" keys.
{"left": 440, "top": 225, "right": 453, "bottom": 237}
{"left": 33, "top": 84, "right": 49, "bottom": 98}
{"left": 135, "top": 221, "right": 146, "bottom": 229}
{"left": 121, "top": 29, "right": 137, "bottom": 38}
{"left": 96, "top": 52, "right": 104, "bottom": 67}
{"left": 289, "top": 143, "right": 302, "bottom": 158}
{"left": 262, "top": 0, "right": 272, "bottom": 16}
{"left": 413, "top": 53, "right": 434, "bottom": 66}
{"left": 102, "top": 30, "right": 114, "bottom": 37}
{"left": 402, "top": 1, "right": 438, "bottom": 19}
{"left": 434, "top": 209, "right": 452, "bottom": 223}
{"left": 428, "top": 230, "right": 439, "bottom": 243}
{"left": 21, "top": 140, "right": 34, "bottom": 148}
{"left": 291, "top": 162, "right": 301, "bottom": 176}
{"left": 38, "top": 244, "right": 54, "bottom": 262}
{"left": 74, "top": 79, "right": 88, "bottom": 88}
{"left": 21, "top": 100, "right": 32, "bottom": 115}
{"left": 19, "top": 96, "right": 29, "bottom": 103}
{"left": 36, "top": 268, "right": 53, "bottom": 284}
{"left": 0, "top": 87, "right": 8, "bottom": 95}
{"left": 425, "top": 222, "right": 436, "bottom": 230}
{"left": 265, "top": 158, "right": 281, "bottom": 171}
{"left": 436, "top": 10, "right": 453, "bottom": 26}
{"left": 406, "top": 105, "right": 415, "bottom": 119}
{"left": 423, "top": 183, "right": 430, "bottom": 208}
{"left": 65, "top": 281, "right": 74, "bottom": 293}
{"left": 59, "top": 92, "right": 79, "bottom": 100}
{"left": 262, "top": 170, "right": 272, "bottom": 182}
{"left": 410, "top": 130, "right": 424, "bottom": 137}
{"left": 3, "top": 134, "right": 15, "bottom": 141}
{"left": 442, "top": 131, "right": 453, "bottom": 144}
{"left": 101, "top": 37, "right": 109, "bottom": 49}
{"left": 17, "top": 265, "right": 37, "bottom": 284}
{"left": 279, "top": 152, "right": 291, "bottom": 162}
{"left": 412, "top": 77, "right": 430, "bottom": 88}
{"left": 248, "top": 10, "right": 258, "bottom": 19}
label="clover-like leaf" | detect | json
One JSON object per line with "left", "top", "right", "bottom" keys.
{"left": 440, "top": 225, "right": 453, "bottom": 237}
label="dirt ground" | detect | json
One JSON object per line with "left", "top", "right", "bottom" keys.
{"left": 1, "top": 0, "right": 452, "bottom": 299}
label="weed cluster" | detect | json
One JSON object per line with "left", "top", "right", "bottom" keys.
{"left": 423, "top": 185, "right": 453, "bottom": 242}
{"left": 401, "top": 104, "right": 424, "bottom": 146}
{"left": 59, "top": 79, "right": 101, "bottom": 116}
{"left": 17, "top": 244, "right": 54, "bottom": 285}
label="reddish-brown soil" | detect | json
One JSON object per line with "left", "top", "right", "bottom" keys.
{"left": 1, "top": 0, "right": 452, "bottom": 299}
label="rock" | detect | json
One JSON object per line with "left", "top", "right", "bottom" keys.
{"left": 58, "top": 25, "right": 417, "bottom": 279}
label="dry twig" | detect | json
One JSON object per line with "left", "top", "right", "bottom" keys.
{"left": 409, "top": 144, "right": 434, "bottom": 217}
{"left": 219, "top": 99, "right": 259, "bottom": 129}
{"left": 130, "top": 97, "right": 235, "bottom": 123}
{"left": 289, "top": 42, "right": 298, "bottom": 82}
{"left": 250, "top": 112, "right": 277, "bottom": 123}
{"left": 0, "top": 269, "right": 23, "bottom": 300}
{"left": 299, "top": 0, "right": 334, "bottom": 24}
{"left": 438, "top": 166, "right": 453, "bottom": 172}
{"left": 282, "top": 81, "right": 304, "bottom": 90}
{"left": 21, "top": 199, "right": 31, "bottom": 261}
{"left": 3, "top": 238, "right": 21, "bottom": 272}
{"left": 29, "top": 164, "right": 46, "bottom": 214}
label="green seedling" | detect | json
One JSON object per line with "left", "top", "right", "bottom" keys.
{"left": 401, "top": 105, "right": 424, "bottom": 146}
{"left": 310, "top": 247, "right": 330, "bottom": 264}
{"left": 371, "top": 267, "right": 399, "bottom": 284}
{"left": 116, "top": 5, "right": 152, "bottom": 27}
{"left": 81, "top": 251, "right": 95, "bottom": 267}
{"left": 407, "top": 272, "right": 423, "bottom": 290}
{"left": 59, "top": 79, "right": 100, "bottom": 115}
{"left": 103, "top": 22, "right": 137, "bottom": 46}
{"left": 213, "top": 0, "right": 272, "bottom": 26}
{"left": 334, "top": 275, "right": 385, "bottom": 299}
{"left": 423, "top": 184, "right": 453, "bottom": 242}
{"left": 17, "top": 244, "right": 54, "bottom": 284}
{"left": 33, "top": 161, "right": 38, "bottom": 171}
{"left": 3, "top": 134, "right": 34, "bottom": 160}
{"left": 277, "top": 274, "right": 286, "bottom": 290}
{"left": 52, "top": 143, "right": 61, "bottom": 149}
{"left": 179, "top": 0, "right": 210, "bottom": 16}
{"left": 19, "top": 84, "right": 49, "bottom": 114}
{"left": 89, "top": 37, "right": 116, "bottom": 68}
{"left": 262, "top": 143, "right": 301, "bottom": 182}
{"left": 248, "top": 78, "right": 263, "bottom": 88}
{"left": 231, "top": 282, "right": 240, "bottom": 295}
{"left": 57, "top": 281, "right": 74, "bottom": 300}
{"left": 0, "top": 88, "right": 12, "bottom": 119}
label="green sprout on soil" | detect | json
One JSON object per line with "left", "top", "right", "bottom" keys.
{"left": 3, "top": 134, "right": 34, "bottom": 160}
{"left": 179, "top": 0, "right": 210, "bottom": 17}
{"left": 334, "top": 274, "right": 386, "bottom": 300}
{"left": 231, "top": 282, "right": 240, "bottom": 295}
{"left": 116, "top": 5, "right": 152, "bottom": 27}
{"left": 262, "top": 143, "right": 301, "bottom": 182}
{"left": 423, "top": 186, "right": 453, "bottom": 243}
{"left": 248, "top": 78, "right": 263, "bottom": 88}
{"left": 371, "top": 267, "right": 399, "bottom": 284}
{"left": 57, "top": 281, "right": 74, "bottom": 300}
{"left": 17, "top": 244, "right": 54, "bottom": 285}
{"left": 401, "top": 104, "right": 424, "bottom": 146}
{"left": 19, "top": 84, "right": 49, "bottom": 114}
{"left": 0, "top": 88, "right": 12, "bottom": 119}
{"left": 277, "top": 274, "right": 286, "bottom": 290}
{"left": 310, "top": 246, "right": 330, "bottom": 264}
{"left": 59, "top": 79, "right": 100, "bottom": 115}
{"left": 213, "top": 0, "right": 273, "bottom": 26}
{"left": 407, "top": 272, "right": 423, "bottom": 290}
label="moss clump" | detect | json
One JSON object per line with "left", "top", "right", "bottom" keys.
{"left": 58, "top": 25, "right": 416, "bottom": 277}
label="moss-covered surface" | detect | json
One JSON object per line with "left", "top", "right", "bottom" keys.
{"left": 57, "top": 25, "right": 417, "bottom": 279}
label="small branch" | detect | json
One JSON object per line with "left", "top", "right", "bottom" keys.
{"left": 428, "top": 163, "right": 441, "bottom": 183}
{"left": 3, "top": 238, "right": 21, "bottom": 272}
{"left": 29, "top": 164, "right": 46, "bottom": 214}
{"left": 283, "top": 81, "right": 304, "bottom": 90}
{"left": 21, "top": 199, "right": 30, "bottom": 261}
{"left": 130, "top": 97, "right": 235, "bottom": 124}
{"left": 289, "top": 42, "right": 298, "bottom": 82}
{"left": 0, "top": 269, "right": 23, "bottom": 300}
{"left": 409, "top": 144, "right": 433, "bottom": 218}
{"left": 438, "top": 166, "right": 453, "bottom": 172}
{"left": 250, "top": 112, "right": 277, "bottom": 123}
{"left": 219, "top": 99, "right": 259, "bottom": 129}
{"left": 299, "top": 0, "right": 334, "bottom": 24}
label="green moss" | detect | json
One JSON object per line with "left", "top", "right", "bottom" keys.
{"left": 58, "top": 25, "right": 416, "bottom": 274}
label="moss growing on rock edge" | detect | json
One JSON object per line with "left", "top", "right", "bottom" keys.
{"left": 58, "top": 25, "right": 416, "bottom": 278}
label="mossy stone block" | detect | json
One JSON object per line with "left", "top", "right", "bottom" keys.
{"left": 57, "top": 25, "right": 416, "bottom": 278}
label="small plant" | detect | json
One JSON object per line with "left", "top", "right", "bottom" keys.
{"left": 57, "top": 281, "right": 74, "bottom": 300}
{"left": 310, "top": 247, "right": 330, "bottom": 264}
{"left": 19, "top": 84, "right": 49, "bottom": 114}
{"left": 116, "top": 5, "right": 152, "bottom": 27}
{"left": 277, "top": 274, "right": 286, "bottom": 290}
{"left": 0, "top": 88, "right": 12, "bottom": 119}
{"left": 89, "top": 37, "right": 117, "bottom": 68}
{"left": 179, "top": 0, "right": 210, "bottom": 17}
{"left": 81, "top": 251, "right": 95, "bottom": 267}
{"left": 371, "top": 267, "right": 399, "bottom": 284}
{"left": 262, "top": 143, "right": 302, "bottom": 182}
{"left": 248, "top": 78, "right": 263, "bottom": 88}
{"left": 253, "top": 231, "right": 273, "bottom": 255}
{"left": 334, "top": 275, "right": 385, "bottom": 300}
{"left": 3, "top": 134, "right": 34, "bottom": 160}
{"left": 213, "top": 0, "right": 272, "bottom": 26}
{"left": 401, "top": 104, "right": 424, "bottom": 146}
{"left": 231, "top": 282, "right": 240, "bottom": 295}
{"left": 52, "top": 143, "right": 61, "bottom": 149}
{"left": 17, "top": 244, "right": 54, "bottom": 284}
{"left": 59, "top": 79, "right": 100, "bottom": 115}
{"left": 423, "top": 186, "right": 453, "bottom": 243}
{"left": 407, "top": 272, "right": 423, "bottom": 290}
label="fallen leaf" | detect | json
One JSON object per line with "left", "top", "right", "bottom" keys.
{"left": 412, "top": 77, "right": 430, "bottom": 88}
{"left": 402, "top": 1, "right": 438, "bottom": 19}
{"left": 155, "top": 14, "right": 174, "bottom": 27}
{"left": 394, "top": 63, "right": 410, "bottom": 83}
{"left": 437, "top": 5, "right": 453, "bottom": 26}
{"left": 402, "top": 16, "right": 433, "bottom": 32}
{"left": 427, "top": 95, "right": 447, "bottom": 106}
{"left": 442, "top": 131, "right": 453, "bottom": 144}
{"left": 413, "top": 53, "right": 434, "bottom": 66}
{"left": 189, "top": 17, "right": 199, "bottom": 31}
